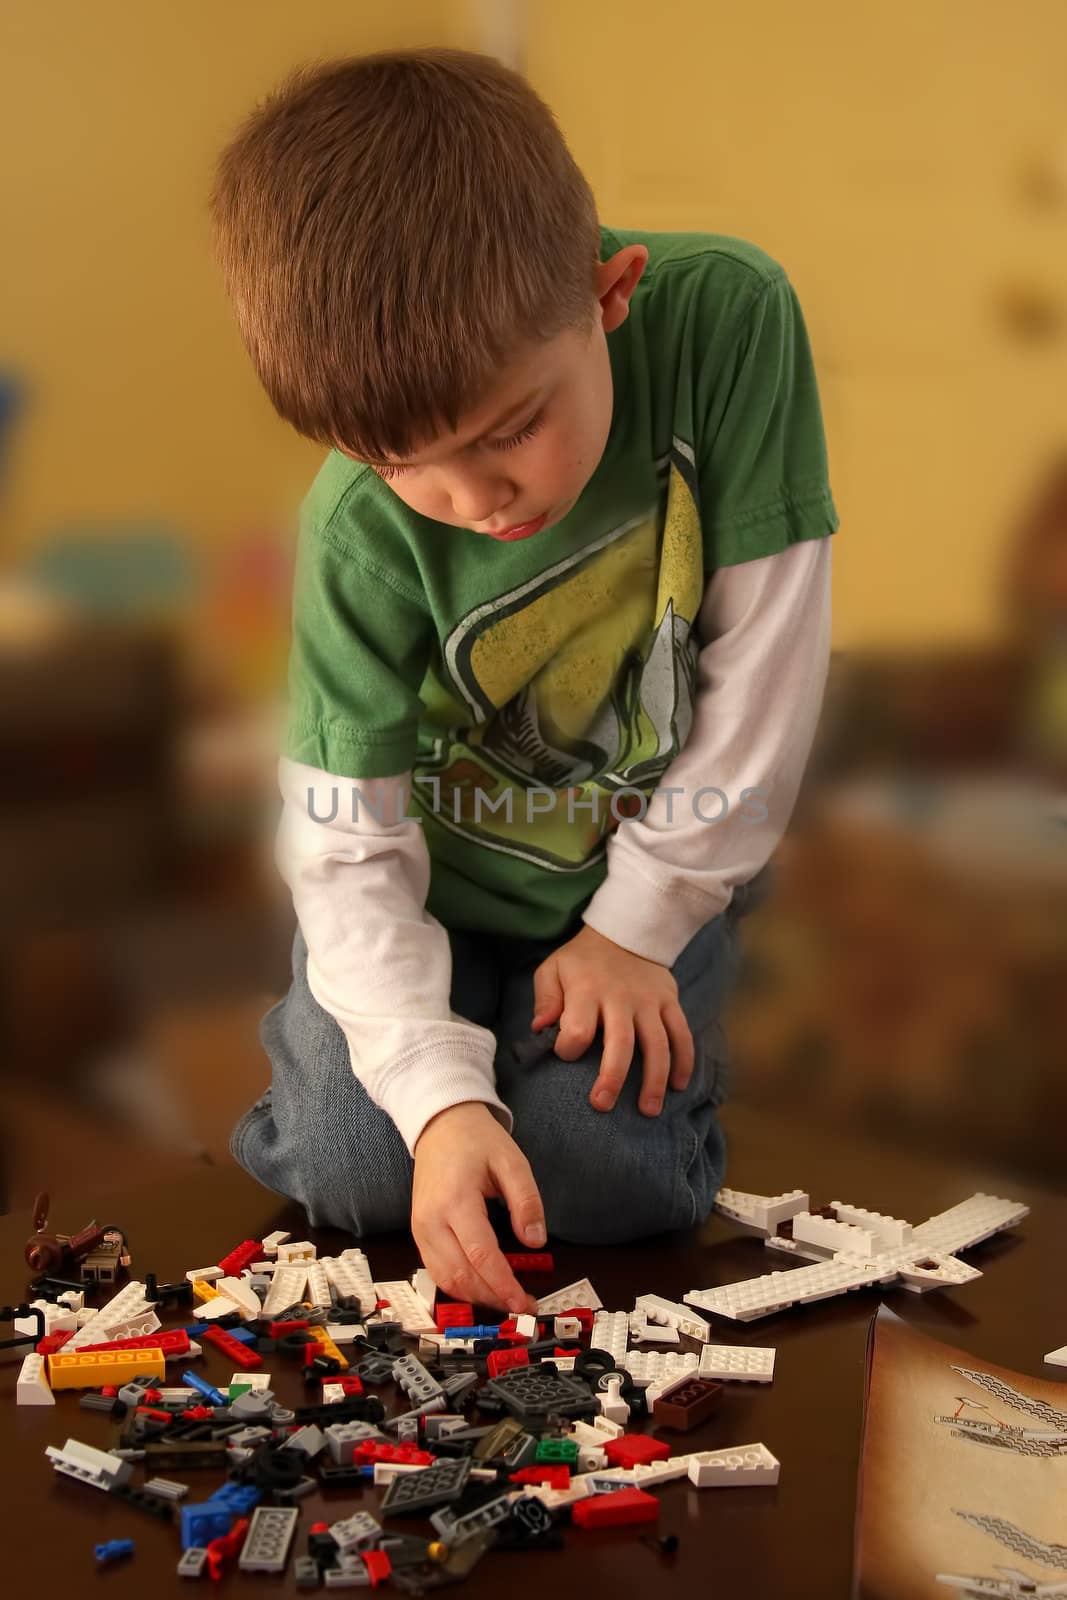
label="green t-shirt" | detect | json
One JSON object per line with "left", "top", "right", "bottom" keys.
{"left": 286, "top": 225, "right": 839, "bottom": 940}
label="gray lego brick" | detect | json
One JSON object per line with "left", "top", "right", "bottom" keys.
{"left": 238, "top": 1505, "right": 300, "bottom": 1574}
{"left": 380, "top": 1455, "right": 472, "bottom": 1516}
{"left": 177, "top": 1547, "right": 208, "bottom": 1578}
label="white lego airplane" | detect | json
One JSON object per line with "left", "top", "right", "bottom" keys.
{"left": 684, "top": 1188, "right": 1029, "bottom": 1322}
{"left": 936, "top": 1569, "right": 1067, "bottom": 1598}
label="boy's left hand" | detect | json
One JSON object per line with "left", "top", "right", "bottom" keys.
{"left": 530, "top": 925, "right": 693, "bottom": 1117}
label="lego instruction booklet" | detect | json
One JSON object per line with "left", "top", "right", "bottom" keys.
{"left": 854, "top": 1306, "right": 1066, "bottom": 1600}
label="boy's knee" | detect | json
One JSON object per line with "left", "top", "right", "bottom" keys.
{"left": 512, "top": 1072, "right": 725, "bottom": 1245}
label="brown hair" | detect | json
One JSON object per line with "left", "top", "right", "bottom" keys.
{"left": 209, "top": 48, "right": 601, "bottom": 462}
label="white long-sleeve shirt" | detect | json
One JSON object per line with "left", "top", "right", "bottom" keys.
{"left": 272, "top": 536, "right": 832, "bottom": 1156}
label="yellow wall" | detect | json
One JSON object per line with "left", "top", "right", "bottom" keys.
{"left": 3, "top": 3, "right": 1064, "bottom": 649}
{"left": 529, "top": 1, "right": 1067, "bottom": 648}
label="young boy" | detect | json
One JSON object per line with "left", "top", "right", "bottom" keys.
{"left": 210, "top": 48, "right": 838, "bottom": 1317}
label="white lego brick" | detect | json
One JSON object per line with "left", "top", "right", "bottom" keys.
{"left": 305, "top": 1262, "right": 332, "bottom": 1309}
{"left": 157, "top": 1387, "right": 199, "bottom": 1403}
{"left": 322, "top": 1383, "right": 346, "bottom": 1404}
{"left": 261, "top": 1263, "right": 310, "bottom": 1318}
{"left": 216, "top": 1276, "right": 262, "bottom": 1320}
{"left": 553, "top": 1356, "right": 577, "bottom": 1371}
{"left": 45, "top": 1437, "right": 132, "bottom": 1490}
{"left": 276, "top": 1240, "right": 317, "bottom": 1264}
{"left": 66, "top": 1282, "right": 158, "bottom": 1348}
{"left": 322, "top": 1253, "right": 376, "bottom": 1317}
{"left": 514, "top": 1313, "right": 537, "bottom": 1339}
{"left": 248, "top": 1261, "right": 275, "bottom": 1275}
{"left": 684, "top": 1257, "right": 886, "bottom": 1322}
{"left": 629, "top": 1311, "right": 680, "bottom": 1345}
{"left": 192, "top": 1297, "right": 243, "bottom": 1322}
{"left": 831, "top": 1203, "right": 912, "bottom": 1248}
{"left": 586, "top": 1455, "right": 695, "bottom": 1490}
{"left": 411, "top": 1267, "right": 437, "bottom": 1316}
{"left": 687, "top": 1442, "right": 779, "bottom": 1488}
{"left": 185, "top": 1264, "right": 224, "bottom": 1284}
{"left": 373, "top": 1282, "right": 437, "bottom": 1335}
{"left": 230, "top": 1372, "right": 272, "bottom": 1392}
{"left": 569, "top": 1420, "right": 615, "bottom": 1449}
{"left": 893, "top": 1252, "right": 982, "bottom": 1292}
{"left": 715, "top": 1187, "right": 810, "bottom": 1235}
{"left": 620, "top": 1350, "right": 699, "bottom": 1387}
{"left": 597, "top": 1375, "right": 630, "bottom": 1426}
{"left": 16, "top": 1353, "right": 54, "bottom": 1405}
{"left": 1045, "top": 1345, "right": 1067, "bottom": 1368}
{"left": 633, "top": 1293, "right": 711, "bottom": 1342}
{"left": 591, "top": 1310, "right": 630, "bottom": 1363}
{"left": 57, "top": 1289, "right": 84, "bottom": 1313}
{"left": 698, "top": 1345, "right": 776, "bottom": 1383}
{"left": 590, "top": 1414, "right": 624, "bottom": 1439}
{"left": 554, "top": 1316, "right": 582, "bottom": 1339}
{"left": 910, "top": 1193, "right": 1029, "bottom": 1256}
{"left": 577, "top": 1445, "right": 608, "bottom": 1472}
{"left": 791, "top": 1212, "right": 876, "bottom": 1260}
{"left": 260, "top": 1230, "right": 292, "bottom": 1256}
{"left": 535, "top": 1279, "right": 602, "bottom": 1315}
{"left": 324, "top": 1323, "right": 366, "bottom": 1346}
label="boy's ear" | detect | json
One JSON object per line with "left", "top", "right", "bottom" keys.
{"left": 597, "top": 245, "right": 649, "bottom": 334}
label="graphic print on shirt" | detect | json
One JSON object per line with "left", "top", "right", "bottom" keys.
{"left": 411, "top": 439, "right": 704, "bottom": 870}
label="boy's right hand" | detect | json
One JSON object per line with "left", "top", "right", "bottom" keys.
{"left": 411, "top": 1102, "right": 545, "bottom": 1316}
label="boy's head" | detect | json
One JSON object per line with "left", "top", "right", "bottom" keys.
{"left": 210, "top": 48, "right": 646, "bottom": 540}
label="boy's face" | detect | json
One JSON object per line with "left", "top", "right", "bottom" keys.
{"left": 339, "top": 245, "right": 648, "bottom": 541}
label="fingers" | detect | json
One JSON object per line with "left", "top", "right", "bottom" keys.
{"left": 493, "top": 1145, "right": 547, "bottom": 1252}
{"left": 450, "top": 1196, "right": 535, "bottom": 1315}
{"left": 554, "top": 987, "right": 599, "bottom": 1062}
{"left": 412, "top": 1220, "right": 507, "bottom": 1314}
{"left": 531, "top": 959, "right": 564, "bottom": 1032}
{"left": 588, "top": 1002, "right": 635, "bottom": 1112}
{"left": 662, "top": 1000, "right": 695, "bottom": 1091}
{"left": 634, "top": 1009, "right": 672, "bottom": 1116}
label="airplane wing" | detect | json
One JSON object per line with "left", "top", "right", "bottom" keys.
{"left": 912, "top": 1195, "right": 1030, "bottom": 1256}
{"left": 685, "top": 1255, "right": 895, "bottom": 1321}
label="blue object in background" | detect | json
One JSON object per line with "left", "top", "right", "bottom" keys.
{"left": 23, "top": 524, "right": 196, "bottom": 618}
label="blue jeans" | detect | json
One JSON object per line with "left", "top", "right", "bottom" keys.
{"left": 230, "top": 882, "right": 761, "bottom": 1245}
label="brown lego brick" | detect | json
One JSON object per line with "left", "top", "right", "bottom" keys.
{"left": 651, "top": 1376, "right": 723, "bottom": 1432}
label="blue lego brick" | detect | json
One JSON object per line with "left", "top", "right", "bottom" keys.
{"left": 181, "top": 1369, "right": 226, "bottom": 1406}
{"left": 94, "top": 1539, "right": 134, "bottom": 1565}
{"left": 444, "top": 1325, "right": 501, "bottom": 1339}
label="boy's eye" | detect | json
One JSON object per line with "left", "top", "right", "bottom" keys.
{"left": 491, "top": 410, "right": 545, "bottom": 450}
{"left": 372, "top": 410, "right": 545, "bottom": 481}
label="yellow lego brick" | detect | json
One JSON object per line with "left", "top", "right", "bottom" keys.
{"left": 47, "top": 1347, "right": 166, "bottom": 1389}
{"left": 190, "top": 1278, "right": 220, "bottom": 1304}
{"left": 308, "top": 1329, "right": 348, "bottom": 1370}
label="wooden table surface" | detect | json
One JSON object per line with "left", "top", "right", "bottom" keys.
{"left": 3, "top": 1104, "right": 1061, "bottom": 1597}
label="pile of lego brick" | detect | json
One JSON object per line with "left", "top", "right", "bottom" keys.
{"left": 15, "top": 1232, "right": 779, "bottom": 1586}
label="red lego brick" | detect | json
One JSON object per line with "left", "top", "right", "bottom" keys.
{"left": 182, "top": 1405, "right": 216, "bottom": 1421}
{"left": 572, "top": 1488, "right": 660, "bottom": 1528}
{"left": 487, "top": 1347, "right": 530, "bottom": 1378}
{"left": 269, "top": 1319, "right": 310, "bottom": 1339}
{"left": 336, "top": 1374, "right": 364, "bottom": 1395}
{"left": 78, "top": 1328, "right": 191, "bottom": 1357}
{"left": 310, "top": 1522, "right": 330, "bottom": 1536}
{"left": 101, "top": 1385, "right": 117, "bottom": 1398}
{"left": 362, "top": 1549, "right": 393, "bottom": 1587}
{"left": 602, "top": 1434, "right": 672, "bottom": 1469}
{"left": 36, "top": 1331, "right": 73, "bottom": 1356}
{"left": 503, "top": 1253, "right": 555, "bottom": 1273}
{"left": 353, "top": 1441, "right": 434, "bottom": 1467}
{"left": 434, "top": 1301, "right": 474, "bottom": 1332}
{"left": 202, "top": 1323, "right": 263, "bottom": 1371}
{"left": 510, "top": 1465, "right": 571, "bottom": 1489}
{"left": 216, "top": 1240, "right": 262, "bottom": 1277}
{"left": 205, "top": 1515, "right": 249, "bottom": 1580}
{"left": 143, "top": 1388, "right": 163, "bottom": 1403}
{"left": 135, "top": 1406, "right": 173, "bottom": 1423}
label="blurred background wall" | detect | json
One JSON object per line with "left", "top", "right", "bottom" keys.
{"left": 1, "top": 3, "right": 1063, "bottom": 1213}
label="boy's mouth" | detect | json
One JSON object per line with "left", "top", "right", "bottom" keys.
{"left": 483, "top": 511, "right": 549, "bottom": 541}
